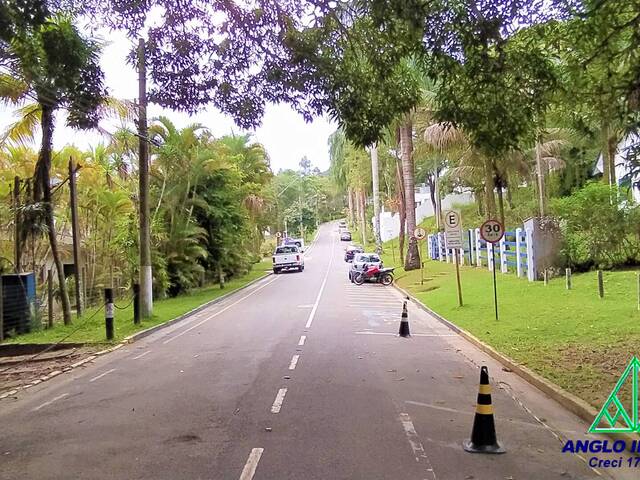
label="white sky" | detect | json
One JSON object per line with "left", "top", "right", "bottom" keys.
{"left": 1, "top": 30, "right": 336, "bottom": 173}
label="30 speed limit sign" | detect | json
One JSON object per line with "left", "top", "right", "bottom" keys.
{"left": 480, "top": 219, "right": 505, "bottom": 244}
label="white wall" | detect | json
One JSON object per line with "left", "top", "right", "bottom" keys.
{"left": 594, "top": 133, "right": 640, "bottom": 203}
{"left": 378, "top": 185, "right": 474, "bottom": 242}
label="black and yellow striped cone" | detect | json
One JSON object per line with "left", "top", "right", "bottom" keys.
{"left": 398, "top": 300, "right": 410, "bottom": 337}
{"left": 463, "top": 366, "right": 506, "bottom": 454}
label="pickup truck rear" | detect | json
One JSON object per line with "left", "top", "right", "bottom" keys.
{"left": 272, "top": 245, "right": 304, "bottom": 273}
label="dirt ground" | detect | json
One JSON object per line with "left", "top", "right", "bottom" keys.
{"left": 0, "top": 346, "right": 103, "bottom": 394}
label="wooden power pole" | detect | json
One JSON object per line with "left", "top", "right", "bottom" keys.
{"left": 69, "top": 158, "right": 83, "bottom": 316}
{"left": 13, "top": 176, "right": 21, "bottom": 273}
{"left": 138, "top": 38, "right": 153, "bottom": 318}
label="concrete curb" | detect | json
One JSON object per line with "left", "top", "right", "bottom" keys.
{"left": 394, "top": 283, "right": 640, "bottom": 445}
{"left": 0, "top": 271, "right": 272, "bottom": 401}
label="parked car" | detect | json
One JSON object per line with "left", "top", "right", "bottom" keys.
{"left": 344, "top": 244, "right": 364, "bottom": 262}
{"left": 272, "top": 245, "right": 304, "bottom": 273}
{"left": 340, "top": 231, "right": 352, "bottom": 241}
{"left": 284, "top": 237, "right": 305, "bottom": 252}
{"left": 339, "top": 220, "right": 347, "bottom": 228}
{"left": 349, "top": 253, "right": 382, "bottom": 282}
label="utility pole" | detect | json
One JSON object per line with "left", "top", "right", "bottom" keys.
{"left": 68, "top": 158, "right": 83, "bottom": 316}
{"left": 299, "top": 192, "right": 304, "bottom": 239}
{"left": 138, "top": 38, "right": 153, "bottom": 318}
{"left": 13, "top": 176, "right": 21, "bottom": 273}
{"left": 371, "top": 143, "right": 382, "bottom": 249}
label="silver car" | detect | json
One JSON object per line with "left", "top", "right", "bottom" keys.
{"left": 348, "top": 253, "right": 382, "bottom": 282}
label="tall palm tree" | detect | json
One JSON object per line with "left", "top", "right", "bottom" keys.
{"left": 2, "top": 15, "right": 106, "bottom": 324}
{"left": 400, "top": 114, "right": 420, "bottom": 270}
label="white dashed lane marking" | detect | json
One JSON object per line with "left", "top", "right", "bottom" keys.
{"left": 33, "top": 393, "right": 69, "bottom": 412}
{"left": 132, "top": 351, "right": 150, "bottom": 360}
{"left": 239, "top": 448, "right": 264, "bottom": 480}
{"left": 288, "top": 355, "right": 300, "bottom": 370}
{"left": 298, "top": 335, "right": 306, "bottom": 346}
{"left": 89, "top": 368, "right": 116, "bottom": 383}
{"left": 271, "top": 388, "right": 288, "bottom": 414}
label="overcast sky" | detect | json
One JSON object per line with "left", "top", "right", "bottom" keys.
{"left": 0, "top": 30, "right": 336, "bottom": 173}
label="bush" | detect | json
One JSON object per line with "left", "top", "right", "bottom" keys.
{"left": 551, "top": 182, "right": 640, "bottom": 269}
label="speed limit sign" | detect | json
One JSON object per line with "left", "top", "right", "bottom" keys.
{"left": 414, "top": 227, "right": 426, "bottom": 240}
{"left": 480, "top": 219, "right": 504, "bottom": 244}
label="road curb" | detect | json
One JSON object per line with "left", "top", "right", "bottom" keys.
{"left": 0, "top": 271, "right": 272, "bottom": 401}
{"left": 393, "top": 283, "right": 639, "bottom": 446}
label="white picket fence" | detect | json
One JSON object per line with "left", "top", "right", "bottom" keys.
{"left": 427, "top": 227, "right": 536, "bottom": 282}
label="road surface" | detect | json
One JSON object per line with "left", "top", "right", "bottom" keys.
{"left": 0, "top": 223, "right": 633, "bottom": 479}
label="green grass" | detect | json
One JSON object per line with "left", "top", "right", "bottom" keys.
{"left": 374, "top": 239, "right": 640, "bottom": 409}
{"left": 4, "top": 259, "right": 273, "bottom": 346}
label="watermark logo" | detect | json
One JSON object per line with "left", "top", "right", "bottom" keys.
{"left": 589, "top": 356, "right": 640, "bottom": 434}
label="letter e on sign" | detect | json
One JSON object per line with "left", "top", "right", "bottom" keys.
{"left": 443, "top": 209, "right": 463, "bottom": 249}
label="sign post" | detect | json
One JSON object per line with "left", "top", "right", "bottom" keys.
{"left": 414, "top": 227, "right": 427, "bottom": 285}
{"left": 444, "top": 210, "right": 464, "bottom": 307}
{"left": 275, "top": 231, "right": 282, "bottom": 246}
{"left": 480, "top": 219, "right": 505, "bottom": 320}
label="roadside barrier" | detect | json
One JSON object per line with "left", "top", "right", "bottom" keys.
{"left": 398, "top": 299, "right": 410, "bottom": 338}
{"left": 463, "top": 366, "right": 505, "bottom": 454}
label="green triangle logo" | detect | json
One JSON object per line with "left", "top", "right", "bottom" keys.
{"left": 589, "top": 356, "right": 640, "bottom": 433}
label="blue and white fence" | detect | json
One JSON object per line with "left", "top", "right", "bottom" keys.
{"left": 427, "top": 226, "right": 535, "bottom": 281}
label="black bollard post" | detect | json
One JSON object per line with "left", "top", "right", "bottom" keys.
{"left": 133, "top": 283, "right": 140, "bottom": 325}
{"left": 105, "top": 288, "right": 114, "bottom": 340}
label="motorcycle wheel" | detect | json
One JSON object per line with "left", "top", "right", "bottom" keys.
{"left": 381, "top": 273, "right": 393, "bottom": 286}
{"left": 353, "top": 273, "right": 366, "bottom": 285}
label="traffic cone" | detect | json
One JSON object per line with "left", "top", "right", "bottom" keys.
{"left": 463, "top": 366, "right": 505, "bottom": 454}
{"left": 398, "top": 300, "right": 410, "bottom": 337}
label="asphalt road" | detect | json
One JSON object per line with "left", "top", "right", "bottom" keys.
{"left": 0, "top": 223, "right": 634, "bottom": 479}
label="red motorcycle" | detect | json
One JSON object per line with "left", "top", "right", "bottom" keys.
{"left": 353, "top": 264, "right": 395, "bottom": 286}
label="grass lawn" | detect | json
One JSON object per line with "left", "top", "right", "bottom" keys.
{"left": 3, "top": 259, "right": 273, "bottom": 346}
{"left": 378, "top": 245, "right": 640, "bottom": 409}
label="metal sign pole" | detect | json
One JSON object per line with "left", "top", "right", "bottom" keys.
{"left": 420, "top": 239, "right": 424, "bottom": 285}
{"left": 455, "top": 249, "right": 463, "bottom": 307}
{"left": 492, "top": 251, "right": 499, "bottom": 320}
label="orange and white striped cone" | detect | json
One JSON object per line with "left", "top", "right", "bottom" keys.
{"left": 463, "top": 366, "right": 505, "bottom": 454}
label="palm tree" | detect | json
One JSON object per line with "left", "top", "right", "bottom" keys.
{"left": 2, "top": 15, "right": 106, "bottom": 324}
{"left": 400, "top": 114, "right": 420, "bottom": 270}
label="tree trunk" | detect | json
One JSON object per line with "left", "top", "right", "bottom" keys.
{"left": 34, "top": 104, "right": 72, "bottom": 325}
{"left": 395, "top": 156, "right": 406, "bottom": 265}
{"left": 606, "top": 131, "right": 618, "bottom": 187}
{"left": 426, "top": 173, "right": 437, "bottom": 220}
{"left": 347, "top": 187, "right": 355, "bottom": 226}
{"left": 370, "top": 143, "right": 382, "bottom": 249}
{"left": 483, "top": 156, "right": 497, "bottom": 219}
{"left": 535, "top": 136, "right": 546, "bottom": 216}
{"left": 496, "top": 184, "right": 505, "bottom": 227}
{"left": 435, "top": 169, "right": 443, "bottom": 230}
{"left": 359, "top": 189, "right": 367, "bottom": 246}
{"left": 400, "top": 118, "right": 420, "bottom": 270}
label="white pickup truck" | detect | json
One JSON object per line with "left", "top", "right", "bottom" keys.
{"left": 272, "top": 245, "right": 305, "bottom": 273}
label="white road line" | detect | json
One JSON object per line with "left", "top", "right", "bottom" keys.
{"left": 271, "top": 388, "right": 288, "bottom": 413}
{"left": 298, "top": 335, "right": 306, "bottom": 346}
{"left": 163, "top": 276, "right": 279, "bottom": 344}
{"left": 239, "top": 448, "right": 264, "bottom": 480}
{"left": 132, "top": 351, "right": 150, "bottom": 360}
{"left": 354, "top": 331, "right": 457, "bottom": 337}
{"left": 89, "top": 368, "right": 116, "bottom": 383}
{"left": 304, "top": 233, "right": 335, "bottom": 329}
{"left": 288, "top": 354, "right": 300, "bottom": 370}
{"left": 33, "top": 393, "right": 69, "bottom": 412}
{"left": 399, "top": 413, "right": 437, "bottom": 479}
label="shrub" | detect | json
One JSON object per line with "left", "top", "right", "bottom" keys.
{"left": 551, "top": 182, "right": 640, "bottom": 269}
